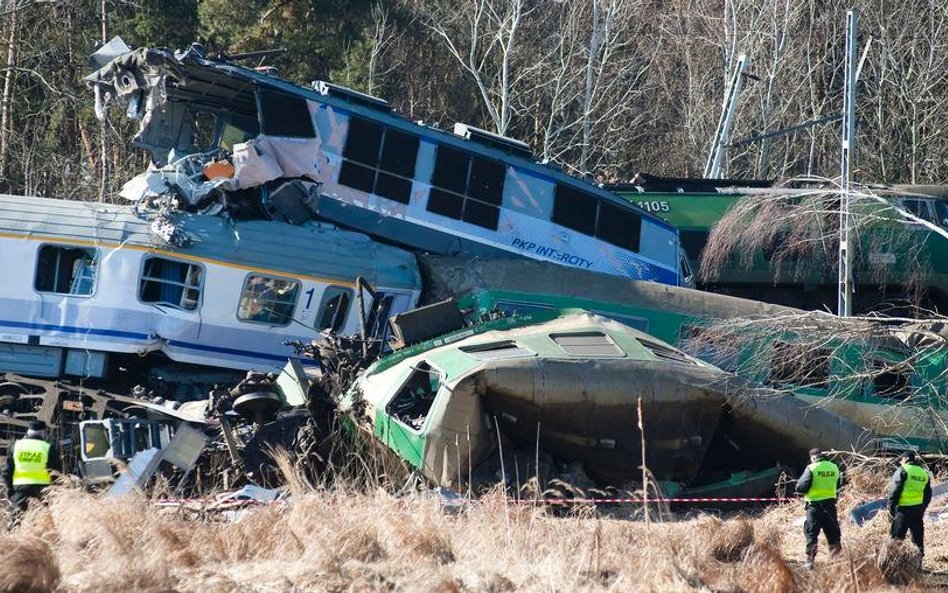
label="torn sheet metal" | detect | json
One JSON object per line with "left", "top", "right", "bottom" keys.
{"left": 107, "top": 448, "right": 162, "bottom": 497}
{"left": 159, "top": 423, "right": 208, "bottom": 471}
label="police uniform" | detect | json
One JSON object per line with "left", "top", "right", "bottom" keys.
{"left": 887, "top": 460, "right": 932, "bottom": 556}
{"left": 795, "top": 454, "right": 842, "bottom": 564}
{"left": 2, "top": 432, "right": 58, "bottom": 528}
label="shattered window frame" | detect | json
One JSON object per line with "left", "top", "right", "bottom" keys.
{"left": 385, "top": 361, "right": 444, "bottom": 433}
{"left": 338, "top": 115, "right": 419, "bottom": 204}
{"left": 34, "top": 244, "right": 98, "bottom": 297}
{"left": 138, "top": 256, "right": 204, "bottom": 312}
{"left": 315, "top": 285, "right": 354, "bottom": 332}
{"left": 188, "top": 109, "right": 219, "bottom": 153}
{"left": 236, "top": 273, "right": 301, "bottom": 327}
{"left": 427, "top": 145, "right": 505, "bottom": 231}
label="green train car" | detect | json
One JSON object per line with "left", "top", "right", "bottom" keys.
{"left": 607, "top": 174, "right": 948, "bottom": 314}
{"left": 421, "top": 255, "right": 948, "bottom": 453}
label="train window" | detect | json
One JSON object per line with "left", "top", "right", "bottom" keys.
{"left": 219, "top": 116, "right": 259, "bottom": 152}
{"left": 258, "top": 90, "right": 315, "bottom": 137}
{"left": 596, "top": 200, "right": 641, "bottom": 252}
{"left": 339, "top": 116, "right": 418, "bottom": 204}
{"left": 237, "top": 274, "right": 300, "bottom": 326}
{"left": 428, "top": 188, "right": 464, "bottom": 219}
{"left": 82, "top": 423, "right": 111, "bottom": 459}
{"left": 552, "top": 185, "right": 597, "bottom": 235}
{"left": 316, "top": 286, "right": 353, "bottom": 332}
{"left": 139, "top": 257, "right": 203, "bottom": 311}
{"left": 871, "top": 360, "right": 912, "bottom": 400}
{"left": 935, "top": 200, "right": 948, "bottom": 228}
{"left": 769, "top": 341, "right": 830, "bottom": 389}
{"left": 639, "top": 337, "right": 695, "bottom": 365}
{"left": 342, "top": 117, "right": 383, "bottom": 166}
{"left": 900, "top": 198, "right": 935, "bottom": 223}
{"left": 386, "top": 362, "right": 441, "bottom": 431}
{"left": 379, "top": 128, "right": 418, "bottom": 177}
{"left": 462, "top": 199, "right": 500, "bottom": 229}
{"left": 468, "top": 158, "right": 505, "bottom": 205}
{"left": 431, "top": 145, "right": 469, "bottom": 194}
{"left": 35, "top": 245, "right": 97, "bottom": 296}
{"left": 428, "top": 146, "right": 504, "bottom": 230}
{"left": 188, "top": 110, "right": 218, "bottom": 152}
{"left": 551, "top": 331, "right": 624, "bottom": 357}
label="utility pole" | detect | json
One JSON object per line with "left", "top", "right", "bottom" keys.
{"left": 704, "top": 53, "right": 747, "bottom": 179}
{"left": 838, "top": 10, "right": 858, "bottom": 317}
{"left": 99, "top": 0, "right": 110, "bottom": 202}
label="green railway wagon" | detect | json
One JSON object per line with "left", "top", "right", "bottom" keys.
{"left": 421, "top": 255, "right": 948, "bottom": 453}
{"left": 607, "top": 175, "right": 948, "bottom": 314}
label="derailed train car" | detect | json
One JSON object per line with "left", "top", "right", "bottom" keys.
{"left": 84, "top": 41, "right": 691, "bottom": 287}
{"left": 0, "top": 194, "right": 420, "bottom": 380}
{"left": 334, "top": 307, "right": 869, "bottom": 492}
{"left": 421, "top": 256, "right": 948, "bottom": 453}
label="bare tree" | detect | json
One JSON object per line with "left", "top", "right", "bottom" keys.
{"left": 420, "top": 0, "right": 528, "bottom": 135}
{"left": 0, "top": 5, "right": 19, "bottom": 183}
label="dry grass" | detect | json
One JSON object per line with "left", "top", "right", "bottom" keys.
{"left": 1, "top": 470, "right": 946, "bottom": 592}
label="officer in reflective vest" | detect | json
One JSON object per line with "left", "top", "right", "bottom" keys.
{"left": 795, "top": 448, "right": 843, "bottom": 569}
{"left": 887, "top": 450, "right": 932, "bottom": 557}
{"left": 2, "top": 420, "right": 59, "bottom": 530}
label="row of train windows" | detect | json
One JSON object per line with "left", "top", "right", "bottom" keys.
{"left": 33, "top": 245, "right": 352, "bottom": 331}
{"left": 338, "top": 116, "right": 642, "bottom": 252}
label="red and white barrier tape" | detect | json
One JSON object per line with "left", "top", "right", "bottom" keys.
{"left": 153, "top": 495, "right": 789, "bottom": 506}
{"left": 513, "top": 496, "right": 786, "bottom": 504}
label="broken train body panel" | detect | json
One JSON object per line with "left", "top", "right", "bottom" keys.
{"left": 338, "top": 310, "right": 867, "bottom": 489}
{"left": 85, "top": 45, "right": 687, "bottom": 286}
{"left": 0, "top": 194, "right": 420, "bottom": 376}
{"left": 422, "top": 255, "right": 948, "bottom": 452}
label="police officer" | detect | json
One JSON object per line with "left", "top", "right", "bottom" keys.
{"left": 2, "top": 420, "right": 59, "bottom": 530}
{"left": 795, "top": 448, "right": 843, "bottom": 569}
{"left": 887, "top": 450, "right": 932, "bottom": 557}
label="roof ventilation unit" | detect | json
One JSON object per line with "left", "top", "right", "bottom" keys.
{"left": 453, "top": 123, "right": 532, "bottom": 159}
{"left": 312, "top": 81, "right": 391, "bottom": 112}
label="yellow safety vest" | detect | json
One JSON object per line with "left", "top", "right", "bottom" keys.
{"left": 897, "top": 463, "right": 930, "bottom": 507}
{"left": 11, "top": 438, "right": 52, "bottom": 486}
{"left": 804, "top": 459, "right": 839, "bottom": 502}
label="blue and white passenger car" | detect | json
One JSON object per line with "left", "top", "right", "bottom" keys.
{"left": 87, "top": 46, "right": 689, "bottom": 287}
{"left": 0, "top": 194, "right": 421, "bottom": 378}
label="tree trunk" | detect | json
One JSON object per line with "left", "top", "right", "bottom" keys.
{"left": 0, "top": 8, "right": 20, "bottom": 183}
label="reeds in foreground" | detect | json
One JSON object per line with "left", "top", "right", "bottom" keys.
{"left": 0, "top": 461, "right": 943, "bottom": 592}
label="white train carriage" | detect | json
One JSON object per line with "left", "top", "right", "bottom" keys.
{"left": 0, "top": 194, "right": 421, "bottom": 378}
